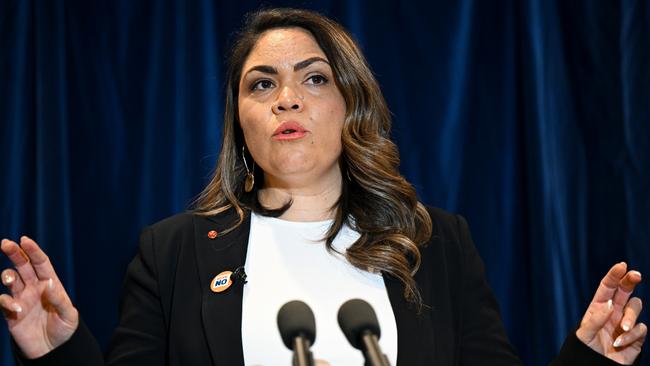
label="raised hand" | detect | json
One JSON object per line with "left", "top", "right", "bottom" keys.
{"left": 576, "top": 262, "right": 646, "bottom": 364}
{"left": 0, "top": 236, "right": 79, "bottom": 359}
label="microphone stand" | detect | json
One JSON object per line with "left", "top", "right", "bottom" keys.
{"left": 360, "top": 331, "right": 390, "bottom": 366}
{"left": 292, "top": 335, "right": 314, "bottom": 366}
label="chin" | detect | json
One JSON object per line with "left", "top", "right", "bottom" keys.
{"left": 274, "top": 162, "right": 314, "bottom": 177}
{"left": 270, "top": 151, "right": 313, "bottom": 172}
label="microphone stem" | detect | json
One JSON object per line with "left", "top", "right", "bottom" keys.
{"left": 293, "top": 337, "right": 314, "bottom": 366}
{"left": 361, "top": 331, "right": 390, "bottom": 366}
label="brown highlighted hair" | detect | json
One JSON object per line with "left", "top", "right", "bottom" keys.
{"left": 194, "top": 8, "right": 432, "bottom": 305}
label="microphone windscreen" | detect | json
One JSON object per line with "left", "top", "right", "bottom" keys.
{"left": 337, "top": 299, "right": 381, "bottom": 349}
{"left": 277, "top": 300, "right": 316, "bottom": 350}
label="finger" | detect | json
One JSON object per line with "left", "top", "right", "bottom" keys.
{"left": 620, "top": 270, "right": 642, "bottom": 292}
{"left": 613, "top": 271, "right": 642, "bottom": 310}
{"left": 1, "top": 268, "right": 25, "bottom": 295}
{"left": 577, "top": 299, "right": 615, "bottom": 344}
{"left": 20, "top": 236, "right": 61, "bottom": 283}
{"left": 620, "top": 297, "right": 643, "bottom": 332}
{"left": 44, "top": 278, "right": 76, "bottom": 324}
{"left": 591, "top": 262, "right": 627, "bottom": 303}
{"left": 1, "top": 239, "right": 38, "bottom": 284}
{"left": 0, "top": 293, "right": 23, "bottom": 319}
{"left": 613, "top": 322, "right": 647, "bottom": 348}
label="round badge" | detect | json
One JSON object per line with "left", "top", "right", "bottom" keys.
{"left": 207, "top": 230, "right": 218, "bottom": 239}
{"left": 210, "top": 271, "right": 233, "bottom": 293}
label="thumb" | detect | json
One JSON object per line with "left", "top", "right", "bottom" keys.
{"left": 44, "top": 278, "right": 78, "bottom": 326}
{"left": 577, "top": 299, "right": 614, "bottom": 344}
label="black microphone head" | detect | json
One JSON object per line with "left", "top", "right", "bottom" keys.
{"left": 277, "top": 300, "right": 316, "bottom": 350}
{"left": 337, "top": 299, "right": 381, "bottom": 349}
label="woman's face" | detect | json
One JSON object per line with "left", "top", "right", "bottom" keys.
{"left": 238, "top": 27, "right": 346, "bottom": 189}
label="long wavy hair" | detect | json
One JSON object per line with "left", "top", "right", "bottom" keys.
{"left": 194, "top": 8, "right": 432, "bottom": 305}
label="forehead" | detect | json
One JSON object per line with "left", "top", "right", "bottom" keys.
{"left": 243, "top": 27, "right": 327, "bottom": 69}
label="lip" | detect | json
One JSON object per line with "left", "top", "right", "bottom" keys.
{"left": 272, "top": 121, "right": 309, "bottom": 141}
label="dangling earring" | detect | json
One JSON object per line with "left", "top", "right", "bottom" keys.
{"left": 242, "top": 146, "right": 255, "bottom": 193}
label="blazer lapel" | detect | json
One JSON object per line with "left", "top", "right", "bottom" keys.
{"left": 385, "top": 275, "right": 435, "bottom": 365}
{"left": 193, "top": 209, "right": 251, "bottom": 366}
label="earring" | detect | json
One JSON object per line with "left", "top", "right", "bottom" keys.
{"left": 242, "top": 146, "right": 255, "bottom": 193}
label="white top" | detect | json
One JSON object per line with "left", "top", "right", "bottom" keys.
{"left": 241, "top": 213, "right": 398, "bottom": 366}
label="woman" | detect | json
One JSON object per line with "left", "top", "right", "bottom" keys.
{"left": 1, "top": 8, "right": 646, "bottom": 365}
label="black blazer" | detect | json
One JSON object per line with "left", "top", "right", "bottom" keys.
{"left": 18, "top": 206, "right": 625, "bottom": 365}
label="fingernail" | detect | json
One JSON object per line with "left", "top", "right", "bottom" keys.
{"left": 12, "top": 303, "right": 22, "bottom": 313}
{"left": 3, "top": 274, "right": 13, "bottom": 284}
{"left": 613, "top": 336, "right": 623, "bottom": 347}
{"left": 622, "top": 322, "right": 630, "bottom": 332}
{"left": 48, "top": 278, "right": 54, "bottom": 290}
{"left": 607, "top": 299, "right": 613, "bottom": 310}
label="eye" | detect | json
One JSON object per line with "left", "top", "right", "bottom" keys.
{"left": 305, "top": 74, "right": 328, "bottom": 85}
{"left": 251, "top": 79, "right": 275, "bottom": 91}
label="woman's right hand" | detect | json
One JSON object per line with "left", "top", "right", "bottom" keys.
{"left": 0, "top": 236, "right": 79, "bottom": 359}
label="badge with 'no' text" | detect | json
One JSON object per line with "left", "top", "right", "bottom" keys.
{"left": 210, "top": 271, "right": 233, "bottom": 293}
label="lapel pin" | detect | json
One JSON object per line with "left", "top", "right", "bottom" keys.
{"left": 209, "top": 267, "right": 247, "bottom": 293}
{"left": 210, "top": 270, "right": 233, "bottom": 293}
{"left": 207, "top": 230, "right": 218, "bottom": 239}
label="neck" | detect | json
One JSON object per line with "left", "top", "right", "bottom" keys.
{"left": 257, "top": 171, "right": 342, "bottom": 222}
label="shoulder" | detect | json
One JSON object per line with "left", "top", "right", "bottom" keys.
{"left": 132, "top": 209, "right": 245, "bottom": 277}
{"left": 148, "top": 211, "right": 195, "bottom": 230}
{"left": 138, "top": 209, "right": 242, "bottom": 256}
{"left": 422, "top": 204, "right": 469, "bottom": 244}
{"left": 417, "top": 204, "right": 479, "bottom": 284}
{"left": 145, "top": 208, "right": 241, "bottom": 236}
{"left": 146, "top": 211, "right": 195, "bottom": 236}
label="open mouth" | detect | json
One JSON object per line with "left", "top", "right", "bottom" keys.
{"left": 273, "top": 121, "right": 308, "bottom": 139}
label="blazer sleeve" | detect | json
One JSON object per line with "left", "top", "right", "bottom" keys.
{"left": 103, "top": 225, "right": 167, "bottom": 364}
{"left": 552, "top": 330, "right": 642, "bottom": 366}
{"left": 454, "top": 214, "right": 524, "bottom": 365}
{"left": 13, "top": 318, "right": 103, "bottom": 366}
{"left": 14, "top": 226, "right": 167, "bottom": 366}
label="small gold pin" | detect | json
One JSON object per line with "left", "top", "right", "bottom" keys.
{"left": 207, "top": 230, "right": 218, "bottom": 239}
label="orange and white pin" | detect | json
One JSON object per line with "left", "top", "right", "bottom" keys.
{"left": 210, "top": 270, "right": 233, "bottom": 293}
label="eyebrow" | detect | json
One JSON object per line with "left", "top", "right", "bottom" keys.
{"left": 243, "top": 57, "right": 330, "bottom": 77}
{"left": 294, "top": 56, "right": 329, "bottom": 71}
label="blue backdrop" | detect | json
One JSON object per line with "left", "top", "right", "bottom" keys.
{"left": 1, "top": 0, "right": 649, "bottom": 365}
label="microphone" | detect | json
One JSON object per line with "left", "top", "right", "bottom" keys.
{"left": 277, "top": 300, "right": 316, "bottom": 366}
{"left": 338, "top": 299, "right": 390, "bottom": 366}
{"left": 231, "top": 266, "right": 247, "bottom": 286}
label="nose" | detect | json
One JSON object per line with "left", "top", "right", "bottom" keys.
{"left": 272, "top": 86, "right": 303, "bottom": 114}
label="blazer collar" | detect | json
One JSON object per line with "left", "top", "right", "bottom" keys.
{"left": 194, "top": 208, "right": 250, "bottom": 366}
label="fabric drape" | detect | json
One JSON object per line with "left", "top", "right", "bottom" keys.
{"left": 1, "top": 1, "right": 648, "bottom": 365}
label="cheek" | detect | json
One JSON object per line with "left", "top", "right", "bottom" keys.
{"left": 328, "top": 101, "right": 346, "bottom": 146}
{"left": 310, "top": 106, "right": 345, "bottom": 156}
{"left": 238, "top": 103, "right": 268, "bottom": 144}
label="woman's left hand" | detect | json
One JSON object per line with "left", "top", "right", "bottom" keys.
{"left": 576, "top": 262, "right": 646, "bottom": 364}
